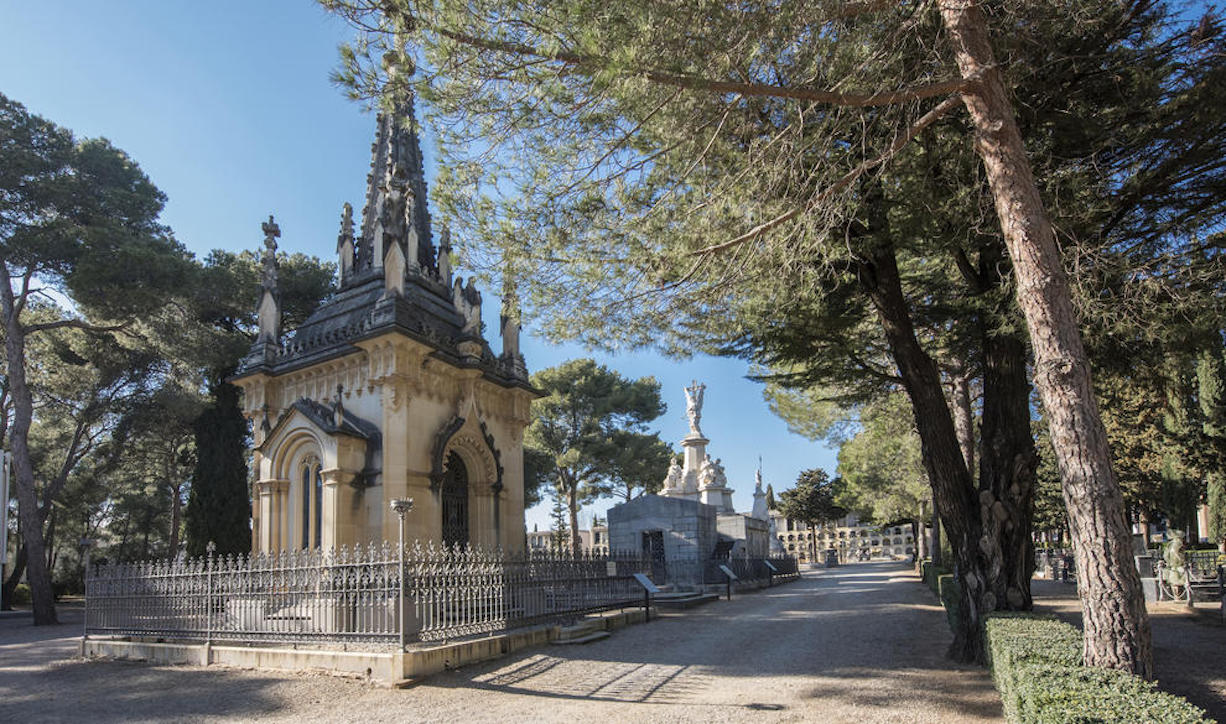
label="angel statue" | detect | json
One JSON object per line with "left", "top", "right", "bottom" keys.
{"left": 684, "top": 380, "right": 706, "bottom": 435}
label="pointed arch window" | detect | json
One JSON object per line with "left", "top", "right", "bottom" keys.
{"left": 299, "top": 456, "right": 323, "bottom": 549}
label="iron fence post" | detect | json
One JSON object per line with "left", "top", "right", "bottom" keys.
{"left": 1218, "top": 565, "right": 1224, "bottom": 624}
{"left": 205, "top": 541, "right": 216, "bottom": 644}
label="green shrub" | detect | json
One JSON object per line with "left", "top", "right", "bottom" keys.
{"left": 11, "top": 583, "right": 31, "bottom": 606}
{"left": 921, "top": 560, "right": 949, "bottom": 595}
{"left": 938, "top": 573, "right": 962, "bottom": 633}
{"left": 984, "top": 614, "right": 1212, "bottom": 724}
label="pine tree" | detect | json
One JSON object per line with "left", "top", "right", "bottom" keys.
{"left": 185, "top": 380, "right": 251, "bottom": 557}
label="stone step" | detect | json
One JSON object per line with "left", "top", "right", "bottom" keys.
{"left": 556, "top": 619, "right": 604, "bottom": 639}
{"left": 652, "top": 592, "right": 721, "bottom": 610}
{"left": 551, "top": 630, "right": 611, "bottom": 646}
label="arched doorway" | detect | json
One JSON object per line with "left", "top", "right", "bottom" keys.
{"left": 441, "top": 451, "right": 469, "bottom": 548}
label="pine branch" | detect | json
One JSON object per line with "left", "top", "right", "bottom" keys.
{"left": 23, "top": 318, "right": 130, "bottom": 335}
{"left": 430, "top": 27, "right": 967, "bottom": 108}
{"left": 688, "top": 92, "right": 964, "bottom": 260}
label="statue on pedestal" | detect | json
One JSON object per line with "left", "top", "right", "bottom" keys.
{"left": 684, "top": 380, "right": 706, "bottom": 436}
{"left": 661, "top": 458, "right": 683, "bottom": 494}
{"left": 699, "top": 455, "right": 726, "bottom": 489}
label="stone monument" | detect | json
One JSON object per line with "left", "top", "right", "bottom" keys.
{"left": 609, "top": 380, "right": 770, "bottom": 587}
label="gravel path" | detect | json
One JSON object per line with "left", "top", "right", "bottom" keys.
{"left": 1032, "top": 579, "right": 1226, "bottom": 721}
{"left": 0, "top": 561, "right": 1001, "bottom": 723}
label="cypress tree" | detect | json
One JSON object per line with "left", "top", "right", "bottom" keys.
{"left": 185, "top": 379, "right": 251, "bottom": 557}
{"left": 1197, "top": 347, "right": 1226, "bottom": 547}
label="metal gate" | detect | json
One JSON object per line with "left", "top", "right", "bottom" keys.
{"left": 642, "top": 530, "right": 666, "bottom": 582}
{"left": 441, "top": 451, "right": 469, "bottom": 548}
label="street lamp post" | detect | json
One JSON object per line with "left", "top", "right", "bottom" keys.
{"left": 389, "top": 498, "right": 414, "bottom": 650}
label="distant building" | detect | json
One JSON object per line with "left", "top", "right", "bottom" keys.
{"left": 526, "top": 525, "right": 609, "bottom": 555}
{"left": 770, "top": 510, "right": 916, "bottom": 562}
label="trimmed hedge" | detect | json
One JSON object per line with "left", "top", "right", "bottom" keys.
{"left": 920, "top": 561, "right": 963, "bottom": 633}
{"left": 938, "top": 573, "right": 962, "bottom": 633}
{"left": 984, "top": 613, "right": 1212, "bottom": 724}
{"left": 921, "top": 561, "right": 948, "bottom": 594}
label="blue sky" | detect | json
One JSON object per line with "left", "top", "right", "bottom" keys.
{"left": 0, "top": 1, "right": 839, "bottom": 530}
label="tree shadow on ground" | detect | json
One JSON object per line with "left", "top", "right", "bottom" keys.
{"left": 418, "top": 562, "right": 1001, "bottom": 720}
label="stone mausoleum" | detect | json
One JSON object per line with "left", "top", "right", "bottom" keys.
{"left": 232, "top": 91, "right": 537, "bottom": 554}
{"left": 608, "top": 382, "right": 770, "bottom": 583}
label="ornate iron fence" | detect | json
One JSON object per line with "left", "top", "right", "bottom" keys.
{"left": 85, "top": 543, "right": 651, "bottom": 649}
{"left": 654, "top": 554, "right": 800, "bottom": 588}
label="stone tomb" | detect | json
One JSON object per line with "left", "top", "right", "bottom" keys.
{"left": 607, "top": 381, "right": 770, "bottom": 587}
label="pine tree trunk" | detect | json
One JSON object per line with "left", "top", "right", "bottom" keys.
{"left": 566, "top": 480, "right": 581, "bottom": 556}
{"left": 858, "top": 244, "right": 988, "bottom": 661}
{"left": 979, "top": 327, "right": 1037, "bottom": 610}
{"left": 951, "top": 372, "right": 975, "bottom": 472}
{"left": 1, "top": 543, "right": 26, "bottom": 610}
{"left": 931, "top": 509, "right": 942, "bottom": 567}
{"left": 169, "top": 481, "right": 183, "bottom": 557}
{"left": 939, "top": 0, "right": 1152, "bottom": 677}
{"left": 0, "top": 269, "right": 58, "bottom": 625}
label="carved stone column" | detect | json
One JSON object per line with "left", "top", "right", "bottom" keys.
{"left": 320, "top": 469, "right": 358, "bottom": 550}
{"left": 379, "top": 376, "right": 412, "bottom": 543}
{"left": 256, "top": 479, "right": 288, "bottom": 552}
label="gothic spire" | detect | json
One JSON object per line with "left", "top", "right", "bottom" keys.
{"left": 357, "top": 59, "right": 436, "bottom": 279}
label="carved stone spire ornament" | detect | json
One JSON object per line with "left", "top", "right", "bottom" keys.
{"left": 256, "top": 215, "right": 281, "bottom": 343}
{"left": 751, "top": 460, "right": 769, "bottom": 521}
{"left": 356, "top": 51, "right": 436, "bottom": 281}
{"left": 437, "top": 224, "right": 453, "bottom": 287}
{"left": 500, "top": 276, "right": 522, "bottom": 357}
{"left": 333, "top": 384, "right": 346, "bottom": 428}
{"left": 336, "top": 202, "right": 356, "bottom": 284}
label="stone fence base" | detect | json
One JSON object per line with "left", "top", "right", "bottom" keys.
{"left": 81, "top": 608, "right": 649, "bottom": 686}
